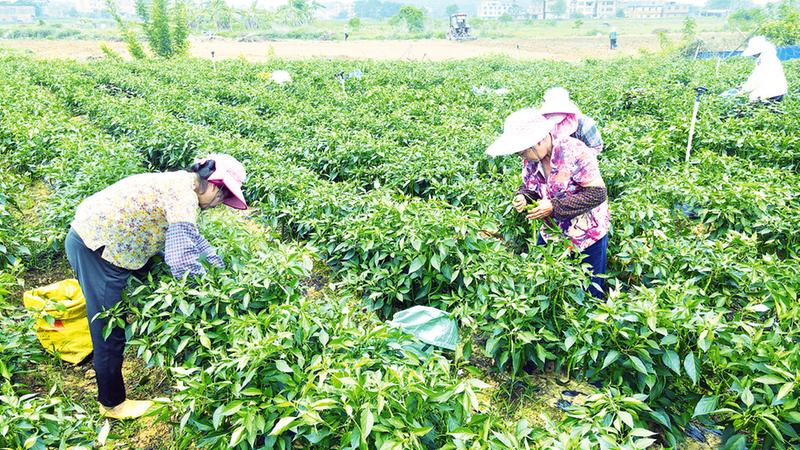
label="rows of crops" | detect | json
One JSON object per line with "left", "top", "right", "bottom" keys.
{"left": 1, "top": 52, "right": 798, "bottom": 449}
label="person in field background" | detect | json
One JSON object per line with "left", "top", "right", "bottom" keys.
{"left": 487, "top": 109, "right": 610, "bottom": 298}
{"left": 540, "top": 87, "right": 604, "bottom": 155}
{"left": 739, "top": 36, "right": 788, "bottom": 103}
{"left": 66, "top": 154, "right": 247, "bottom": 420}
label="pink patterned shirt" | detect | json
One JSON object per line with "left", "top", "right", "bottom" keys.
{"left": 521, "top": 136, "right": 610, "bottom": 251}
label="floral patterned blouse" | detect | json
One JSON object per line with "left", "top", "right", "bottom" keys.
{"left": 71, "top": 171, "right": 200, "bottom": 270}
{"left": 521, "top": 136, "right": 610, "bottom": 251}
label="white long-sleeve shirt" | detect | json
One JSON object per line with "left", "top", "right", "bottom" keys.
{"left": 742, "top": 52, "right": 788, "bottom": 102}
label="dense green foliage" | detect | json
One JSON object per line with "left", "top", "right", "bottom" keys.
{"left": 0, "top": 52, "right": 798, "bottom": 449}
{"left": 391, "top": 6, "right": 426, "bottom": 32}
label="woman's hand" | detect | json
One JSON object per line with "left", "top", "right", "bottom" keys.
{"left": 512, "top": 194, "right": 527, "bottom": 213}
{"left": 526, "top": 199, "right": 553, "bottom": 219}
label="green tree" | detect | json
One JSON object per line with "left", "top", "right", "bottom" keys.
{"left": 278, "top": 0, "right": 323, "bottom": 26}
{"left": 760, "top": 0, "right": 800, "bottom": 45}
{"left": 135, "top": 0, "right": 149, "bottom": 21}
{"left": 348, "top": 16, "right": 361, "bottom": 29}
{"left": 105, "top": 0, "right": 146, "bottom": 59}
{"left": 681, "top": 16, "right": 696, "bottom": 41}
{"left": 146, "top": 0, "right": 173, "bottom": 57}
{"left": 208, "top": 0, "right": 234, "bottom": 29}
{"left": 445, "top": 4, "right": 459, "bottom": 15}
{"left": 124, "top": 0, "right": 190, "bottom": 58}
{"left": 172, "top": 0, "right": 189, "bottom": 55}
{"left": 551, "top": 0, "right": 567, "bottom": 17}
{"left": 392, "top": 5, "right": 424, "bottom": 32}
{"left": 728, "top": 7, "right": 765, "bottom": 31}
{"left": 498, "top": 13, "right": 512, "bottom": 23}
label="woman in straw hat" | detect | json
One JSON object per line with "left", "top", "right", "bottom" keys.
{"left": 540, "top": 87, "right": 603, "bottom": 155}
{"left": 66, "top": 154, "right": 247, "bottom": 420}
{"left": 487, "top": 109, "right": 610, "bottom": 298}
{"left": 739, "top": 36, "right": 787, "bottom": 103}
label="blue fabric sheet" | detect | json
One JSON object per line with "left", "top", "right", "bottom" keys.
{"left": 697, "top": 45, "right": 800, "bottom": 61}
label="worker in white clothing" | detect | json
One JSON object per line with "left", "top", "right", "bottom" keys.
{"left": 740, "top": 36, "right": 788, "bottom": 103}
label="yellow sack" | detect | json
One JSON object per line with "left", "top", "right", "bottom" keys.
{"left": 23, "top": 279, "right": 93, "bottom": 364}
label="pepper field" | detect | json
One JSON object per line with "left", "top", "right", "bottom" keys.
{"left": 0, "top": 52, "right": 798, "bottom": 449}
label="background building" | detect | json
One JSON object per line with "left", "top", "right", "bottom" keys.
{"left": 569, "top": 0, "right": 617, "bottom": 18}
{"left": 0, "top": 4, "right": 35, "bottom": 22}
{"left": 478, "top": 1, "right": 511, "bottom": 18}
{"left": 624, "top": 0, "right": 689, "bottom": 18}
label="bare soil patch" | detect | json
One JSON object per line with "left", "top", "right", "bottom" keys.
{"left": 0, "top": 33, "right": 738, "bottom": 62}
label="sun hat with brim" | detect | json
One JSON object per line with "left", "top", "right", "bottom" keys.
{"left": 200, "top": 153, "right": 248, "bottom": 210}
{"left": 540, "top": 87, "right": 581, "bottom": 115}
{"left": 485, "top": 108, "right": 559, "bottom": 157}
{"left": 742, "top": 36, "right": 773, "bottom": 57}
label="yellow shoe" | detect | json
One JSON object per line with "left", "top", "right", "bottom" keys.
{"left": 99, "top": 399, "right": 154, "bottom": 419}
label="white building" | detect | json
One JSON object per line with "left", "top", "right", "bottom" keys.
{"left": 478, "top": 1, "right": 511, "bottom": 18}
{"left": 0, "top": 4, "right": 35, "bottom": 22}
{"left": 570, "top": 0, "right": 618, "bottom": 18}
{"left": 527, "top": 1, "right": 569, "bottom": 19}
{"left": 624, "top": 0, "right": 688, "bottom": 18}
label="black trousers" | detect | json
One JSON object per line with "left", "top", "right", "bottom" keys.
{"left": 65, "top": 228, "right": 131, "bottom": 407}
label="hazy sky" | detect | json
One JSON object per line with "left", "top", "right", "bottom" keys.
{"left": 56, "top": 0, "right": 777, "bottom": 10}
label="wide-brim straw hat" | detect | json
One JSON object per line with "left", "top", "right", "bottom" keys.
{"left": 742, "top": 36, "right": 775, "bottom": 57}
{"left": 540, "top": 87, "right": 581, "bottom": 115}
{"left": 486, "top": 108, "right": 558, "bottom": 157}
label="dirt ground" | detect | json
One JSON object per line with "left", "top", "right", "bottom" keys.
{"left": 0, "top": 33, "right": 738, "bottom": 62}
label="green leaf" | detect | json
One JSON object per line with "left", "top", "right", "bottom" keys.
{"left": 775, "top": 382, "right": 794, "bottom": 402}
{"left": 692, "top": 395, "right": 718, "bottom": 417}
{"left": 430, "top": 253, "right": 441, "bottom": 271}
{"left": 720, "top": 434, "right": 747, "bottom": 450}
{"left": 23, "top": 435, "right": 37, "bottom": 449}
{"left": 634, "top": 438, "right": 657, "bottom": 449}
{"left": 198, "top": 330, "right": 211, "bottom": 349}
{"left": 684, "top": 353, "right": 698, "bottom": 385}
{"left": 741, "top": 387, "right": 754, "bottom": 407}
{"left": 212, "top": 405, "right": 224, "bottom": 429}
{"left": 275, "top": 360, "right": 293, "bottom": 373}
{"left": 564, "top": 335, "right": 577, "bottom": 351}
{"left": 223, "top": 401, "right": 243, "bottom": 417}
{"left": 269, "top": 416, "right": 297, "bottom": 436}
{"left": 759, "top": 417, "right": 784, "bottom": 443}
{"left": 602, "top": 350, "right": 620, "bottom": 370}
{"left": 630, "top": 428, "right": 656, "bottom": 437}
{"left": 178, "top": 299, "right": 192, "bottom": 316}
{"left": 97, "top": 420, "right": 110, "bottom": 445}
{"left": 698, "top": 329, "right": 711, "bottom": 352}
{"left": 648, "top": 410, "right": 671, "bottom": 430}
{"left": 408, "top": 255, "right": 425, "bottom": 274}
{"left": 229, "top": 425, "right": 246, "bottom": 447}
{"left": 360, "top": 407, "right": 374, "bottom": 440}
{"left": 662, "top": 350, "right": 680, "bottom": 375}
{"left": 660, "top": 334, "right": 679, "bottom": 346}
{"left": 629, "top": 355, "right": 648, "bottom": 375}
{"left": 318, "top": 329, "right": 329, "bottom": 347}
{"left": 241, "top": 387, "right": 262, "bottom": 396}
{"left": 618, "top": 410, "right": 634, "bottom": 428}
{"left": 755, "top": 374, "right": 786, "bottom": 385}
